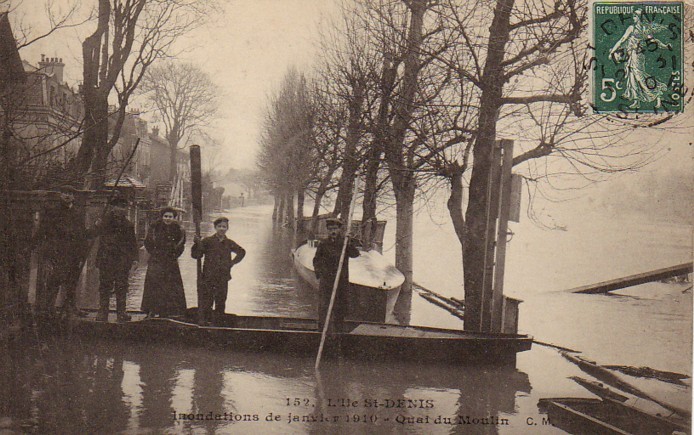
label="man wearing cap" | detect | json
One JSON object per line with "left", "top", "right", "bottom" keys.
{"left": 313, "top": 217, "right": 360, "bottom": 332}
{"left": 94, "top": 196, "right": 139, "bottom": 322}
{"left": 192, "top": 216, "right": 246, "bottom": 326}
{"left": 34, "top": 185, "right": 88, "bottom": 319}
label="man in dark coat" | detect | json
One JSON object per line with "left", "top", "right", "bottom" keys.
{"left": 313, "top": 217, "right": 360, "bottom": 333}
{"left": 191, "top": 216, "right": 246, "bottom": 326}
{"left": 95, "top": 197, "right": 139, "bottom": 322}
{"left": 34, "top": 186, "right": 87, "bottom": 319}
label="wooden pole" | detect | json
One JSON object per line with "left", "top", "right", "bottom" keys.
{"left": 480, "top": 143, "right": 502, "bottom": 332}
{"left": 315, "top": 180, "right": 359, "bottom": 370}
{"left": 190, "top": 145, "right": 203, "bottom": 288}
{"left": 490, "top": 139, "right": 514, "bottom": 332}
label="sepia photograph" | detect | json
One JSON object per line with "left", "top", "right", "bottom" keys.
{"left": 0, "top": 0, "right": 691, "bottom": 433}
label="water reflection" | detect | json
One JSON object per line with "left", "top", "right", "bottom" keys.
{"left": 0, "top": 337, "right": 530, "bottom": 434}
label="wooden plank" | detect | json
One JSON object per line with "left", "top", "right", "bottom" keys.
{"left": 491, "top": 139, "right": 513, "bottom": 333}
{"left": 480, "top": 143, "right": 502, "bottom": 333}
{"left": 570, "top": 263, "right": 692, "bottom": 294}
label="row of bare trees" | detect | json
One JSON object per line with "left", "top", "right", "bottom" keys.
{"left": 257, "top": 0, "right": 691, "bottom": 331}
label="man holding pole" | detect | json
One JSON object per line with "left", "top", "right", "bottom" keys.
{"left": 313, "top": 217, "right": 360, "bottom": 333}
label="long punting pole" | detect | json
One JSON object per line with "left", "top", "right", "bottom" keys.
{"left": 190, "top": 145, "right": 203, "bottom": 285}
{"left": 315, "top": 180, "right": 360, "bottom": 370}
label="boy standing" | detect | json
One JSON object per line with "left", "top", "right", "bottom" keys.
{"left": 192, "top": 217, "right": 246, "bottom": 326}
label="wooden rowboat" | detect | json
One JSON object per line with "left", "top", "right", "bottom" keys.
{"left": 538, "top": 397, "right": 689, "bottom": 434}
{"left": 59, "top": 309, "right": 532, "bottom": 364}
{"left": 538, "top": 376, "right": 690, "bottom": 434}
{"left": 292, "top": 240, "right": 404, "bottom": 323}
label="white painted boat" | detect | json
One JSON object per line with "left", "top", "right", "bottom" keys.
{"left": 291, "top": 240, "right": 404, "bottom": 323}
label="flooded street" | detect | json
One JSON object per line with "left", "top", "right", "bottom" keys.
{"left": 1, "top": 204, "right": 691, "bottom": 434}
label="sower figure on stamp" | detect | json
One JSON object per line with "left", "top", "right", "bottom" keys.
{"left": 191, "top": 217, "right": 246, "bottom": 326}
{"left": 95, "top": 196, "right": 139, "bottom": 322}
{"left": 140, "top": 206, "right": 187, "bottom": 319}
{"left": 33, "top": 185, "right": 88, "bottom": 320}
{"left": 313, "top": 217, "right": 360, "bottom": 333}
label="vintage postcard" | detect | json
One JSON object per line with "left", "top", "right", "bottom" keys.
{"left": 0, "top": 0, "right": 691, "bottom": 434}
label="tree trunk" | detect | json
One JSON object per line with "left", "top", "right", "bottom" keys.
{"left": 169, "top": 144, "right": 177, "bottom": 184}
{"left": 296, "top": 186, "right": 305, "bottom": 232}
{"left": 277, "top": 193, "right": 285, "bottom": 224}
{"left": 272, "top": 192, "right": 280, "bottom": 221}
{"left": 333, "top": 80, "right": 364, "bottom": 218}
{"left": 361, "top": 145, "right": 382, "bottom": 250}
{"left": 310, "top": 190, "right": 324, "bottom": 236}
{"left": 394, "top": 182, "right": 415, "bottom": 292}
{"left": 78, "top": 90, "right": 109, "bottom": 187}
{"left": 447, "top": 167, "right": 466, "bottom": 263}
{"left": 286, "top": 191, "right": 295, "bottom": 229}
{"left": 382, "top": 0, "right": 426, "bottom": 296}
{"left": 392, "top": 183, "right": 415, "bottom": 324}
{"left": 463, "top": 0, "right": 514, "bottom": 332}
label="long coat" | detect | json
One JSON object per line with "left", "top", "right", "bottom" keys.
{"left": 34, "top": 204, "right": 87, "bottom": 275}
{"left": 140, "top": 220, "right": 187, "bottom": 316}
{"left": 95, "top": 211, "right": 138, "bottom": 272}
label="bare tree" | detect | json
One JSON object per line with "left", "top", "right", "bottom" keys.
{"left": 257, "top": 68, "right": 316, "bottom": 229}
{"left": 74, "top": 0, "right": 214, "bottom": 188}
{"left": 139, "top": 61, "right": 218, "bottom": 184}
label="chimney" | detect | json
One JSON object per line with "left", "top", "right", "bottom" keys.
{"left": 38, "top": 55, "right": 65, "bottom": 84}
{"left": 152, "top": 126, "right": 159, "bottom": 137}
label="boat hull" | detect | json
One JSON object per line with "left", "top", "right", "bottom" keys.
{"left": 59, "top": 311, "right": 532, "bottom": 365}
{"left": 292, "top": 242, "right": 403, "bottom": 323}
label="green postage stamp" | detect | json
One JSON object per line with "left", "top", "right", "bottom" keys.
{"left": 591, "top": 1, "right": 684, "bottom": 113}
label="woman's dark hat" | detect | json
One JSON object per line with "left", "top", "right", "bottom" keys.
{"left": 159, "top": 206, "right": 178, "bottom": 217}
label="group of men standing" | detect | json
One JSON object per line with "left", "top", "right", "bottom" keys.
{"left": 35, "top": 187, "right": 358, "bottom": 332}
{"left": 35, "top": 187, "right": 248, "bottom": 325}
{"left": 34, "top": 188, "right": 139, "bottom": 322}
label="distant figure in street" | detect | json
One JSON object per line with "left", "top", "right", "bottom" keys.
{"left": 34, "top": 185, "right": 87, "bottom": 319}
{"left": 191, "top": 217, "right": 246, "bottom": 326}
{"left": 95, "top": 196, "right": 139, "bottom": 322}
{"left": 313, "top": 217, "right": 360, "bottom": 332}
{"left": 140, "top": 207, "right": 187, "bottom": 318}
{"left": 239, "top": 193, "right": 245, "bottom": 207}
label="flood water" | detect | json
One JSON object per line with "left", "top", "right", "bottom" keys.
{"left": 1, "top": 203, "right": 691, "bottom": 434}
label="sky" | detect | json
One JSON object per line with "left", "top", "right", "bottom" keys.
{"left": 12, "top": 0, "right": 339, "bottom": 171}
{"left": 8, "top": 0, "right": 693, "bottom": 179}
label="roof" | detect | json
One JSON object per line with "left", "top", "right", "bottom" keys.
{"left": 0, "top": 13, "right": 26, "bottom": 85}
{"left": 104, "top": 175, "right": 146, "bottom": 189}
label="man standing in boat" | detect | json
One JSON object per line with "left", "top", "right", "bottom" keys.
{"left": 95, "top": 196, "right": 139, "bottom": 323}
{"left": 191, "top": 216, "right": 246, "bottom": 326}
{"left": 34, "top": 185, "right": 88, "bottom": 320}
{"left": 313, "top": 217, "right": 360, "bottom": 333}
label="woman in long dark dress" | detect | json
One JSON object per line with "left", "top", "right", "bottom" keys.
{"left": 141, "top": 207, "right": 187, "bottom": 317}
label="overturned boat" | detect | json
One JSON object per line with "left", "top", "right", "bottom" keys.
{"left": 291, "top": 240, "right": 404, "bottom": 323}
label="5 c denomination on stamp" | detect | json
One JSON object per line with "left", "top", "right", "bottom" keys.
{"left": 591, "top": 1, "right": 684, "bottom": 114}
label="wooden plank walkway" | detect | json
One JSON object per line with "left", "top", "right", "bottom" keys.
{"left": 571, "top": 263, "right": 692, "bottom": 294}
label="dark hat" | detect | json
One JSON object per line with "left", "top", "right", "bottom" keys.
{"left": 109, "top": 196, "right": 128, "bottom": 207}
{"left": 213, "top": 216, "right": 229, "bottom": 226}
{"left": 159, "top": 206, "right": 178, "bottom": 217}
{"left": 325, "top": 217, "right": 343, "bottom": 227}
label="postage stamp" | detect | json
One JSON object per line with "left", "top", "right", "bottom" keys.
{"left": 591, "top": 1, "right": 684, "bottom": 114}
